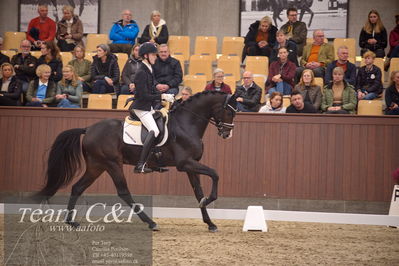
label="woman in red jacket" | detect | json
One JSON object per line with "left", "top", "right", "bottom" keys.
{"left": 266, "top": 47, "right": 296, "bottom": 96}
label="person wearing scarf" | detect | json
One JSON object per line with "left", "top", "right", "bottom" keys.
{"left": 139, "top": 10, "right": 169, "bottom": 45}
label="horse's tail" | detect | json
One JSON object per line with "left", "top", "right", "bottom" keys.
{"left": 37, "top": 128, "right": 86, "bottom": 199}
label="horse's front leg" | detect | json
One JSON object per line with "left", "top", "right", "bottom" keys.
{"left": 186, "top": 172, "right": 218, "bottom": 232}
{"left": 177, "top": 159, "right": 219, "bottom": 207}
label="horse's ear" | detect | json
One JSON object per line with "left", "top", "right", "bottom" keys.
{"left": 226, "top": 93, "right": 238, "bottom": 110}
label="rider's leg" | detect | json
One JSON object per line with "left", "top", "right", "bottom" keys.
{"left": 133, "top": 109, "right": 160, "bottom": 173}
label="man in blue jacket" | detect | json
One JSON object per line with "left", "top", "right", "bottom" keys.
{"left": 109, "top": 9, "right": 139, "bottom": 54}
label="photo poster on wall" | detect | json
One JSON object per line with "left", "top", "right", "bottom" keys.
{"left": 19, "top": 0, "right": 100, "bottom": 34}
{"left": 240, "top": 0, "right": 349, "bottom": 38}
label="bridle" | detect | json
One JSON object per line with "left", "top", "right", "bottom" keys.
{"left": 179, "top": 95, "right": 237, "bottom": 135}
{"left": 209, "top": 95, "right": 237, "bottom": 135}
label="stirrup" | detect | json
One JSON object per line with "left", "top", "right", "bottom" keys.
{"left": 134, "top": 163, "right": 153, "bottom": 174}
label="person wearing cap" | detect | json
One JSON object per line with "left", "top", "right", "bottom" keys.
{"left": 131, "top": 42, "right": 174, "bottom": 173}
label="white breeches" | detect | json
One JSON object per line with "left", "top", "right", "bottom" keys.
{"left": 133, "top": 108, "right": 160, "bottom": 137}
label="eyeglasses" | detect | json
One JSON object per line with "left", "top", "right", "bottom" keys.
{"left": 243, "top": 77, "right": 252, "bottom": 79}
{"left": 215, "top": 75, "right": 224, "bottom": 78}
{"left": 181, "top": 93, "right": 190, "bottom": 96}
{"left": 21, "top": 45, "right": 31, "bottom": 48}
{"left": 315, "top": 35, "right": 325, "bottom": 38}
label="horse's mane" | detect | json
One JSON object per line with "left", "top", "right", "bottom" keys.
{"left": 171, "top": 90, "right": 227, "bottom": 113}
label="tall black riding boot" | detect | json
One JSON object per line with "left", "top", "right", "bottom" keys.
{"left": 134, "top": 131, "right": 156, "bottom": 174}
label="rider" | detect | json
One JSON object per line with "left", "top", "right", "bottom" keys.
{"left": 131, "top": 42, "right": 174, "bottom": 173}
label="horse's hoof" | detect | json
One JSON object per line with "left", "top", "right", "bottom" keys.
{"left": 199, "top": 197, "right": 207, "bottom": 207}
{"left": 66, "top": 221, "right": 80, "bottom": 228}
{"left": 209, "top": 226, "right": 218, "bottom": 233}
{"left": 150, "top": 223, "right": 159, "bottom": 231}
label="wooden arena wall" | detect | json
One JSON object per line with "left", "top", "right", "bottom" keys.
{"left": 0, "top": 107, "right": 398, "bottom": 202}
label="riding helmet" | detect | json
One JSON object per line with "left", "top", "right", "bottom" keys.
{"left": 139, "top": 42, "right": 158, "bottom": 57}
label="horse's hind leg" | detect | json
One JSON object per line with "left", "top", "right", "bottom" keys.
{"left": 187, "top": 173, "right": 217, "bottom": 232}
{"left": 66, "top": 158, "right": 105, "bottom": 227}
{"left": 105, "top": 161, "right": 158, "bottom": 231}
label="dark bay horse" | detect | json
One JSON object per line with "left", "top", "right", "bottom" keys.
{"left": 37, "top": 91, "right": 237, "bottom": 232}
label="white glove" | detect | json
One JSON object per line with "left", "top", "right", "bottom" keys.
{"left": 161, "top": 94, "right": 175, "bottom": 103}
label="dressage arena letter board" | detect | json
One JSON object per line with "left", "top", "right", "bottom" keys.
{"left": 389, "top": 185, "right": 399, "bottom": 216}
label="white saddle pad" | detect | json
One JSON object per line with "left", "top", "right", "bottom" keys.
{"left": 122, "top": 117, "right": 169, "bottom": 146}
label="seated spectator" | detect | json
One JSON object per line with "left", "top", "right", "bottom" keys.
{"left": 26, "top": 64, "right": 56, "bottom": 107}
{"left": 109, "top": 9, "right": 139, "bottom": 54}
{"left": 235, "top": 71, "right": 261, "bottom": 112}
{"left": 120, "top": 44, "right": 141, "bottom": 95}
{"left": 266, "top": 47, "right": 296, "bottom": 96}
{"left": 385, "top": 70, "right": 399, "bottom": 115}
{"left": 56, "top": 5, "right": 83, "bottom": 52}
{"left": 90, "top": 44, "right": 120, "bottom": 94}
{"left": 204, "top": 68, "right": 232, "bottom": 94}
{"left": 11, "top": 40, "right": 38, "bottom": 93}
{"left": 26, "top": 5, "right": 56, "bottom": 51}
{"left": 0, "top": 37, "right": 10, "bottom": 65}
{"left": 258, "top": 91, "right": 286, "bottom": 113}
{"left": 0, "top": 63, "right": 22, "bottom": 106}
{"left": 325, "top": 46, "right": 357, "bottom": 86}
{"left": 55, "top": 65, "right": 82, "bottom": 108}
{"left": 359, "top": 10, "right": 387, "bottom": 58}
{"left": 294, "top": 69, "right": 322, "bottom": 111}
{"left": 280, "top": 7, "right": 307, "bottom": 56}
{"left": 242, "top": 16, "right": 277, "bottom": 61}
{"left": 68, "top": 45, "right": 92, "bottom": 92}
{"left": 356, "top": 51, "right": 383, "bottom": 101}
{"left": 139, "top": 10, "right": 169, "bottom": 45}
{"left": 286, "top": 90, "right": 317, "bottom": 113}
{"left": 172, "top": 87, "right": 193, "bottom": 110}
{"left": 296, "top": 29, "right": 334, "bottom": 83}
{"left": 37, "top": 41, "right": 63, "bottom": 83}
{"left": 321, "top": 67, "right": 357, "bottom": 114}
{"left": 270, "top": 30, "right": 298, "bottom": 66}
{"left": 153, "top": 44, "right": 182, "bottom": 96}
{"left": 385, "top": 14, "right": 399, "bottom": 71}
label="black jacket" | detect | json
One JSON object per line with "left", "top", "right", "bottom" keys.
{"left": 0, "top": 76, "right": 22, "bottom": 101}
{"left": 131, "top": 62, "right": 161, "bottom": 111}
{"left": 139, "top": 24, "right": 169, "bottom": 45}
{"left": 359, "top": 28, "right": 387, "bottom": 52}
{"left": 235, "top": 82, "right": 262, "bottom": 112}
{"left": 122, "top": 56, "right": 141, "bottom": 85}
{"left": 153, "top": 56, "right": 183, "bottom": 89}
{"left": 37, "top": 55, "right": 63, "bottom": 82}
{"left": 11, "top": 53, "right": 38, "bottom": 82}
{"left": 0, "top": 53, "right": 10, "bottom": 66}
{"left": 385, "top": 84, "right": 399, "bottom": 109}
{"left": 270, "top": 40, "right": 299, "bottom": 66}
{"left": 355, "top": 65, "right": 383, "bottom": 95}
{"left": 90, "top": 53, "right": 120, "bottom": 85}
{"left": 244, "top": 21, "right": 278, "bottom": 49}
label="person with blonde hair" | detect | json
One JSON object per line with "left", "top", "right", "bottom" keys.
{"left": 243, "top": 15, "right": 278, "bottom": 61}
{"left": 26, "top": 64, "right": 56, "bottom": 107}
{"left": 321, "top": 67, "right": 356, "bottom": 114}
{"left": 55, "top": 65, "right": 82, "bottom": 108}
{"left": 204, "top": 68, "right": 232, "bottom": 94}
{"left": 359, "top": 10, "right": 387, "bottom": 58}
{"left": 294, "top": 69, "right": 322, "bottom": 111}
{"left": 385, "top": 70, "right": 399, "bottom": 115}
{"left": 356, "top": 51, "right": 383, "bottom": 100}
{"left": 56, "top": 5, "right": 84, "bottom": 51}
{"left": 68, "top": 45, "right": 92, "bottom": 92}
{"left": 139, "top": 10, "right": 169, "bottom": 45}
{"left": 0, "top": 63, "right": 22, "bottom": 106}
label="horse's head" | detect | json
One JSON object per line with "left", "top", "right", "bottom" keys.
{"left": 211, "top": 94, "right": 238, "bottom": 139}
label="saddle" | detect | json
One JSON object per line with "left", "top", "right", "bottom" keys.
{"left": 125, "top": 111, "right": 168, "bottom": 144}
